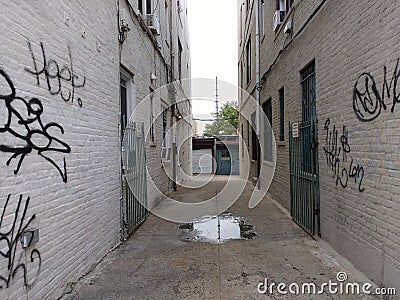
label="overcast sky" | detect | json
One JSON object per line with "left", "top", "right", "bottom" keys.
{"left": 187, "top": 0, "right": 238, "bottom": 133}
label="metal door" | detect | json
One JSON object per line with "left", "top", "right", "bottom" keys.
{"left": 289, "top": 120, "right": 320, "bottom": 236}
{"left": 120, "top": 121, "right": 148, "bottom": 240}
{"left": 216, "top": 148, "right": 231, "bottom": 175}
{"left": 289, "top": 62, "right": 320, "bottom": 236}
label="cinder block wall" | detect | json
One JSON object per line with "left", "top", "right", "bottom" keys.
{"left": 0, "top": 1, "right": 120, "bottom": 299}
{"left": 257, "top": 0, "right": 400, "bottom": 290}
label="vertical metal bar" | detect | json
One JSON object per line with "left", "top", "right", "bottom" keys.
{"left": 289, "top": 122, "right": 293, "bottom": 217}
{"left": 128, "top": 122, "right": 132, "bottom": 232}
{"left": 295, "top": 134, "right": 300, "bottom": 225}
{"left": 135, "top": 122, "right": 139, "bottom": 227}
{"left": 141, "top": 122, "right": 148, "bottom": 218}
{"left": 308, "top": 124, "right": 311, "bottom": 232}
{"left": 311, "top": 119, "right": 315, "bottom": 235}
{"left": 120, "top": 126, "right": 125, "bottom": 240}
{"left": 300, "top": 124, "right": 304, "bottom": 228}
{"left": 315, "top": 119, "right": 320, "bottom": 236}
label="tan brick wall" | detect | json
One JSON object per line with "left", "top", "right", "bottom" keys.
{"left": 239, "top": 0, "right": 400, "bottom": 290}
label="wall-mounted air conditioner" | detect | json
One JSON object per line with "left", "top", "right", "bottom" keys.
{"left": 273, "top": 10, "right": 286, "bottom": 31}
{"left": 146, "top": 14, "right": 161, "bottom": 36}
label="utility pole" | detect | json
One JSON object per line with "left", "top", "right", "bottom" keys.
{"left": 215, "top": 77, "right": 219, "bottom": 135}
{"left": 215, "top": 76, "right": 219, "bottom": 117}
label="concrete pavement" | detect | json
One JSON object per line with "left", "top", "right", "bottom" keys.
{"left": 63, "top": 176, "right": 378, "bottom": 299}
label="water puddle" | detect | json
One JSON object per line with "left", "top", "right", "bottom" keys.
{"left": 177, "top": 213, "right": 256, "bottom": 244}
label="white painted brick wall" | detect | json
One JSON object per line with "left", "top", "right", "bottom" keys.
{"left": 119, "top": 0, "right": 192, "bottom": 209}
{"left": 0, "top": 1, "right": 120, "bottom": 299}
{"left": 1, "top": 0, "right": 192, "bottom": 297}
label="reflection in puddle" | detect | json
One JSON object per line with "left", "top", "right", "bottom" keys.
{"left": 177, "top": 213, "right": 256, "bottom": 244}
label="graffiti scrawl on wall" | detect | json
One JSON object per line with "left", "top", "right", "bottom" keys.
{"left": 353, "top": 58, "right": 400, "bottom": 122}
{"left": 0, "top": 69, "right": 71, "bottom": 183}
{"left": 25, "top": 41, "right": 86, "bottom": 107}
{"left": 323, "top": 119, "right": 365, "bottom": 192}
{"left": 0, "top": 194, "right": 41, "bottom": 289}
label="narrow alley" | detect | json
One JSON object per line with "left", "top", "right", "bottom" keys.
{"left": 1, "top": 1, "right": 400, "bottom": 299}
{"left": 65, "top": 176, "right": 375, "bottom": 299}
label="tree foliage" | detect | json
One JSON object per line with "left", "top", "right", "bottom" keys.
{"left": 204, "top": 101, "right": 238, "bottom": 136}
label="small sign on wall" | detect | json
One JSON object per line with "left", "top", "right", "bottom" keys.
{"left": 292, "top": 122, "right": 299, "bottom": 138}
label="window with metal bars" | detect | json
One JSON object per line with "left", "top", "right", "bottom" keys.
{"left": 300, "top": 61, "right": 316, "bottom": 173}
{"left": 262, "top": 99, "right": 273, "bottom": 162}
{"left": 300, "top": 62, "right": 316, "bottom": 122}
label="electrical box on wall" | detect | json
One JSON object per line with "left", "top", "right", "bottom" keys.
{"left": 284, "top": 20, "right": 293, "bottom": 34}
{"left": 20, "top": 228, "right": 39, "bottom": 248}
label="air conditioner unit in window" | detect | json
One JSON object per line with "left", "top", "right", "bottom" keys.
{"left": 161, "top": 147, "right": 171, "bottom": 161}
{"left": 273, "top": 10, "right": 286, "bottom": 31}
{"left": 146, "top": 14, "right": 161, "bottom": 36}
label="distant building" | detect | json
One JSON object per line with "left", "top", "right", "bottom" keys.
{"left": 238, "top": 0, "right": 400, "bottom": 291}
{"left": 192, "top": 120, "right": 199, "bottom": 136}
{"left": 192, "top": 136, "right": 239, "bottom": 175}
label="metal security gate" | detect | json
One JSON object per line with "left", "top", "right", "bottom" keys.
{"left": 289, "top": 120, "right": 320, "bottom": 236}
{"left": 120, "top": 121, "right": 148, "bottom": 240}
{"left": 289, "top": 61, "right": 320, "bottom": 236}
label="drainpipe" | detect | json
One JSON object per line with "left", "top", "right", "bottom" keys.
{"left": 117, "top": 0, "right": 125, "bottom": 241}
{"left": 255, "top": 0, "right": 261, "bottom": 189}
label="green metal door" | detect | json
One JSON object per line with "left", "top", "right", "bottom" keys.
{"left": 216, "top": 148, "right": 231, "bottom": 175}
{"left": 289, "top": 120, "right": 320, "bottom": 236}
{"left": 289, "top": 62, "right": 320, "bottom": 236}
{"left": 120, "top": 121, "right": 148, "bottom": 240}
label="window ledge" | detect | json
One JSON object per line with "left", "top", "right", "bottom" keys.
{"left": 277, "top": 141, "right": 286, "bottom": 147}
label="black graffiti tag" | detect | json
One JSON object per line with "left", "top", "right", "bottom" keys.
{"left": 0, "top": 69, "right": 71, "bottom": 182}
{"left": 353, "top": 58, "right": 400, "bottom": 122}
{"left": 323, "top": 119, "right": 365, "bottom": 192}
{"left": 25, "top": 41, "right": 85, "bottom": 107}
{"left": 0, "top": 194, "right": 42, "bottom": 289}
